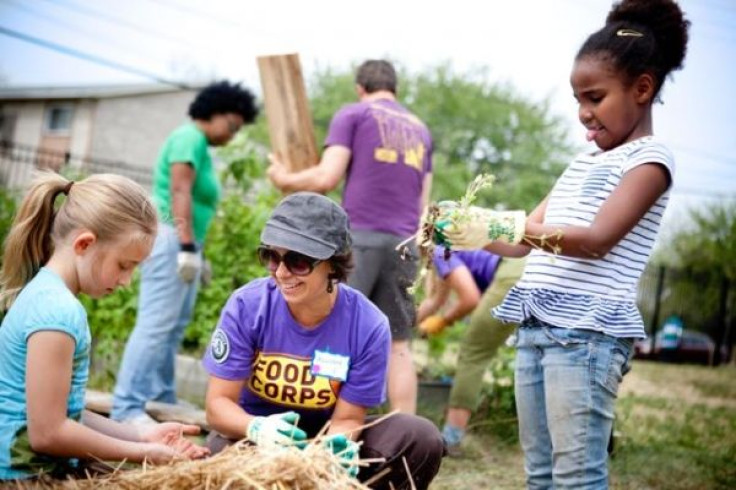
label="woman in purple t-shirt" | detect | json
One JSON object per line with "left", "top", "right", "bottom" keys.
{"left": 202, "top": 192, "right": 443, "bottom": 490}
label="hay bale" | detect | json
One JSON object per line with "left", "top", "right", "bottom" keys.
{"left": 11, "top": 440, "right": 375, "bottom": 490}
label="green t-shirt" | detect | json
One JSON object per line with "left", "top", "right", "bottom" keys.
{"left": 152, "top": 123, "right": 221, "bottom": 243}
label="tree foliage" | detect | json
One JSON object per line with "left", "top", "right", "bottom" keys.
{"left": 661, "top": 202, "right": 736, "bottom": 281}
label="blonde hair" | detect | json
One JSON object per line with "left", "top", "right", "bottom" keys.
{"left": 0, "top": 172, "right": 157, "bottom": 310}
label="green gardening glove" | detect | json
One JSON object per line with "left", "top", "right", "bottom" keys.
{"left": 432, "top": 201, "right": 458, "bottom": 247}
{"left": 323, "top": 433, "right": 360, "bottom": 477}
{"left": 246, "top": 411, "right": 307, "bottom": 448}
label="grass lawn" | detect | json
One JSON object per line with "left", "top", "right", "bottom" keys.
{"left": 426, "top": 360, "right": 736, "bottom": 490}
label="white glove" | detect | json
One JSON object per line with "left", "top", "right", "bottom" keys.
{"left": 177, "top": 251, "right": 201, "bottom": 283}
{"left": 200, "top": 259, "right": 213, "bottom": 287}
{"left": 246, "top": 412, "right": 307, "bottom": 448}
{"left": 441, "top": 207, "right": 526, "bottom": 250}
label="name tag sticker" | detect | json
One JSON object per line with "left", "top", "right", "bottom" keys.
{"left": 311, "top": 349, "right": 350, "bottom": 382}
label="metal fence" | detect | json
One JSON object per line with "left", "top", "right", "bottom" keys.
{"left": 0, "top": 140, "right": 152, "bottom": 190}
{"left": 638, "top": 264, "right": 734, "bottom": 365}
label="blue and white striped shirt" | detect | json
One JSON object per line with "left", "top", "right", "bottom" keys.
{"left": 494, "top": 136, "right": 674, "bottom": 339}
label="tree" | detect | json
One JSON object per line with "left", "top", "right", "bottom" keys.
{"left": 307, "top": 63, "right": 574, "bottom": 211}
{"left": 660, "top": 202, "right": 736, "bottom": 280}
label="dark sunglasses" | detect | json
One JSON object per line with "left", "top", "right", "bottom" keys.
{"left": 257, "top": 247, "right": 322, "bottom": 276}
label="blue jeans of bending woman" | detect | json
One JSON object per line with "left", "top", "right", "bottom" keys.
{"left": 111, "top": 223, "right": 201, "bottom": 421}
{"left": 514, "top": 318, "right": 632, "bottom": 490}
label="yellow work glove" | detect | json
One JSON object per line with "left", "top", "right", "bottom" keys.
{"left": 419, "top": 315, "right": 450, "bottom": 336}
{"left": 440, "top": 207, "right": 526, "bottom": 250}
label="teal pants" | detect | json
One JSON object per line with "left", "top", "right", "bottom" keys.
{"left": 448, "top": 257, "right": 526, "bottom": 410}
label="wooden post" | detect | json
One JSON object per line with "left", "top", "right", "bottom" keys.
{"left": 257, "top": 53, "right": 319, "bottom": 173}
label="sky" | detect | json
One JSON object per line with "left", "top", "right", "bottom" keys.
{"left": 1, "top": 0, "right": 735, "bottom": 234}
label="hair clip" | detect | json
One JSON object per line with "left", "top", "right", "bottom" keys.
{"left": 617, "top": 28, "right": 643, "bottom": 38}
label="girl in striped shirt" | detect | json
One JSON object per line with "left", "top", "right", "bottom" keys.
{"left": 440, "top": 0, "right": 690, "bottom": 487}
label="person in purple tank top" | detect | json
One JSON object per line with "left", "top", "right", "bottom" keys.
{"left": 267, "top": 60, "right": 434, "bottom": 414}
{"left": 202, "top": 192, "right": 443, "bottom": 490}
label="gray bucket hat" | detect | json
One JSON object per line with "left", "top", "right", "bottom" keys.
{"left": 260, "top": 192, "right": 352, "bottom": 260}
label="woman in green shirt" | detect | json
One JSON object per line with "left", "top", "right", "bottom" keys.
{"left": 112, "top": 81, "right": 258, "bottom": 423}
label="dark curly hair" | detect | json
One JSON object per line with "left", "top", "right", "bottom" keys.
{"left": 188, "top": 80, "right": 259, "bottom": 122}
{"left": 327, "top": 252, "right": 354, "bottom": 284}
{"left": 355, "top": 60, "right": 398, "bottom": 94}
{"left": 577, "top": 0, "right": 690, "bottom": 100}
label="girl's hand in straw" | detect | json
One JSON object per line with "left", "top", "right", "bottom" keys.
{"left": 141, "top": 437, "right": 209, "bottom": 464}
{"left": 140, "top": 422, "right": 210, "bottom": 460}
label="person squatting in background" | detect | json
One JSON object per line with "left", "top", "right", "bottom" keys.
{"left": 0, "top": 173, "right": 208, "bottom": 481}
{"left": 202, "top": 192, "right": 444, "bottom": 490}
{"left": 112, "top": 81, "right": 258, "bottom": 424}
{"left": 438, "top": 0, "right": 690, "bottom": 487}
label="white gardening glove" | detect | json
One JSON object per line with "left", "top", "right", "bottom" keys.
{"left": 440, "top": 206, "right": 526, "bottom": 250}
{"left": 200, "top": 259, "right": 213, "bottom": 287}
{"left": 246, "top": 412, "right": 308, "bottom": 448}
{"left": 177, "top": 251, "right": 201, "bottom": 283}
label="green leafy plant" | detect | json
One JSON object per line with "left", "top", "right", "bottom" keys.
{"left": 0, "top": 187, "right": 17, "bottom": 270}
{"left": 471, "top": 346, "right": 518, "bottom": 442}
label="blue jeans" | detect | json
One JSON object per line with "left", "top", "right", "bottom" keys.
{"left": 514, "top": 318, "right": 632, "bottom": 490}
{"left": 111, "top": 223, "right": 200, "bottom": 420}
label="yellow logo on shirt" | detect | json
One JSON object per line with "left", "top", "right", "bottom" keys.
{"left": 370, "top": 103, "right": 427, "bottom": 171}
{"left": 248, "top": 352, "right": 341, "bottom": 409}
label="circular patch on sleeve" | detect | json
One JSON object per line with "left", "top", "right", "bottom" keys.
{"left": 211, "top": 329, "right": 230, "bottom": 364}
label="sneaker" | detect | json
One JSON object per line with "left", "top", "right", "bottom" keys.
{"left": 123, "top": 413, "right": 158, "bottom": 426}
{"left": 445, "top": 442, "right": 465, "bottom": 458}
{"left": 441, "top": 424, "right": 466, "bottom": 458}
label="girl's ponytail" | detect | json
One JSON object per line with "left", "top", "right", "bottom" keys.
{"left": 0, "top": 172, "right": 71, "bottom": 310}
{"left": 0, "top": 171, "right": 156, "bottom": 310}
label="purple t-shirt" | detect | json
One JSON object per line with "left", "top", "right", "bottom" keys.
{"left": 202, "top": 277, "right": 390, "bottom": 436}
{"left": 326, "top": 99, "right": 433, "bottom": 238}
{"left": 433, "top": 246, "right": 501, "bottom": 292}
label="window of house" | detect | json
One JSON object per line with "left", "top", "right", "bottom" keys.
{"left": 44, "top": 105, "right": 74, "bottom": 133}
{"left": 0, "top": 110, "right": 17, "bottom": 143}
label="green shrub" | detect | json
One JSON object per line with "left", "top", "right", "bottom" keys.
{"left": 470, "top": 346, "right": 518, "bottom": 443}
{"left": 0, "top": 187, "right": 17, "bottom": 270}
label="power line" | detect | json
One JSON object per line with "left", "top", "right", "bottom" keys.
{"left": 671, "top": 187, "right": 736, "bottom": 199}
{"left": 671, "top": 144, "right": 736, "bottom": 166}
{"left": 146, "top": 0, "right": 245, "bottom": 30}
{"left": 4, "top": 0, "right": 171, "bottom": 68}
{"left": 38, "top": 0, "right": 205, "bottom": 53}
{"left": 147, "top": 0, "right": 275, "bottom": 40}
{"left": 0, "top": 25, "right": 189, "bottom": 88}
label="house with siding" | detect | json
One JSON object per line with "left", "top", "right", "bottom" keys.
{"left": 0, "top": 83, "right": 200, "bottom": 188}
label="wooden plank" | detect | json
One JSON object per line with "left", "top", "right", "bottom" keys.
{"left": 257, "top": 53, "right": 319, "bottom": 173}
{"left": 85, "top": 389, "right": 209, "bottom": 431}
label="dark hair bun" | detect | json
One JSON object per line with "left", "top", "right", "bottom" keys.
{"left": 607, "top": 0, "right": 690, "bottom": 74}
